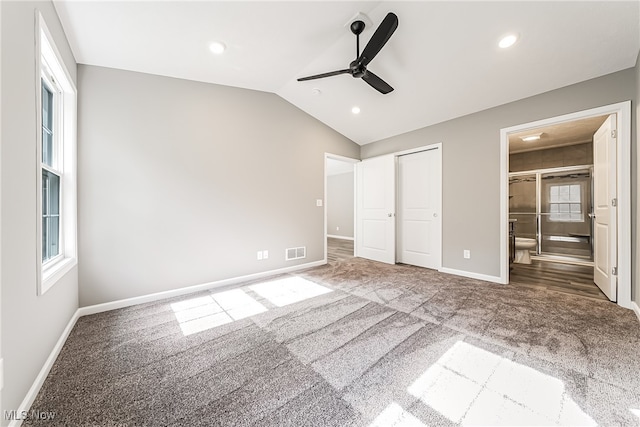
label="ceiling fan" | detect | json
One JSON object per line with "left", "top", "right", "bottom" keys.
{"left": 297, "top": 12, "right": 398, "bottom": 94}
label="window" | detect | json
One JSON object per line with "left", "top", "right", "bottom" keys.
{"left": 549, "top": 184, "right": 583, "bottom": 222}
{"left": 37, "top": 13, "right": 77, "bottom": 294}
{"left": 41, "top": 73, "right": 61, "bottom": 262}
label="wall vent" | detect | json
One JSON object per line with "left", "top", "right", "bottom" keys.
{"left": 286, "top": 246, "right": 306, "bottom": 261}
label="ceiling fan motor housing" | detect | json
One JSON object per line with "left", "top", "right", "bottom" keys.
{"left": 349, "top": 60, "right": 366, "bottom": 78}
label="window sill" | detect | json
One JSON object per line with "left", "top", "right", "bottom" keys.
{"left": 41, "top": 256, "right": 77, "bottom": 295}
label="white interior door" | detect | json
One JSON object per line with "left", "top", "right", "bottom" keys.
{"left": 397, "top": 149, "right": 442, "bottom": 269}
{"left": 593, "top": 114, "right": 617, "bottom": 301}
{"left": 356, "top": 154, "right": 395, "bottom": 264}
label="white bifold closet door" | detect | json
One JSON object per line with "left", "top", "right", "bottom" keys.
{"left": 356, "top": 147, "right": 442, "bottom": 269}
{"left": 397, "top": 149, "right": 442, "bottom": 269}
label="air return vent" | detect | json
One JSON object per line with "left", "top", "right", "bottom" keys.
{"left": 285, "top": 246, "right": 306, "bottom": 261}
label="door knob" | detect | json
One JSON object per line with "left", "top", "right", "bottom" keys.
{"left": 433, "top": 213, "right": 438, "bottom": 217}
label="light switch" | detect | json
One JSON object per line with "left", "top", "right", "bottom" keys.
{"left": 263, "top": 250, "right": 269, "bottom": 260}
{"left": 257, "top": 251, "right": 263, "bottom": 260}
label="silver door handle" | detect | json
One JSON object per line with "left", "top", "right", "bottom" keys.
{"left": 388, "top": 213, "right": 392, "bottom": 217}
{"left": 588, "top": 213, "right": 595, "bottom": 219}
{"left": 433, "top": 213, "right": 438, "bottom": 217}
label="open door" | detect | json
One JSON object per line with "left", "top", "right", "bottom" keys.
{"left": 593, "top": 114, "right": 617, "bottom": 301}
{"left": 356, "top": 154, "right": 395, "bottom": 264}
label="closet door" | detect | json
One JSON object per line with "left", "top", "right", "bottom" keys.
{"left": 397, "top": 148, "right": 442, "bottom": 269}
{"left": 356, "top": 155, "right": 396, "bottom": 264}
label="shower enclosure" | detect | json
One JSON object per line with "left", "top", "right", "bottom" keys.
{"left": 509, "top": 165, "right": 593, "bottom": 262}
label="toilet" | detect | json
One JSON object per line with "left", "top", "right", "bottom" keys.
{"left": 514, "top": 237, "right": 537, "bottom": 264}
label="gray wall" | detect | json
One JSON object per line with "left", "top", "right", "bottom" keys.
{"left": 1, "top": 1, "right": 78, "bottom": 420}
{"left": 327, "top": 172, "right": 354, "bottom": 238}
{"left": 635, "top": 52, "right": 640, "bottom": 306}
{"left": 361, "top": 68, "right": 637, "bottom": 281}
{"left": 78, "top": 65, "right": 359, "bottom": 307}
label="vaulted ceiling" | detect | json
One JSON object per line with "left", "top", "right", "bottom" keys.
{"left": 53, "top": 1, "right": 640, "bottom": 145}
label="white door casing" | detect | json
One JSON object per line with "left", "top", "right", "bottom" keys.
{"left": 501, "top": 101, "right": 631, "bottom": 308}
{"left": 356, "top": 154, "right": 396, "bottom": 264}
{"left": 324, "top": 153, "right": 359, "bottom": 262}
{"left": 593, "top": 115, "right": 617, "bottom": 301}
{"left": 397, "top": 148, "right": 442, "bottom": 269}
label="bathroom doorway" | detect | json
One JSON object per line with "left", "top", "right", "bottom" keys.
{"left": 508, "top": 119, "right": 602, "bottom": 299}
{"left": 499, "top": 101, "right": 632, "bottom": 307}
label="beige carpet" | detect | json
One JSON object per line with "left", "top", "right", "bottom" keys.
{"left": 25, "top": 257, "right": 640, "bottom": 426}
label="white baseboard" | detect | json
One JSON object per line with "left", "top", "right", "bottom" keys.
{"left": 78, "top": 259, "right": 327, "bottom": 316}
{"left": 10, "top": 310, "right": 80, "bottom": 427}
{"left": 439, "top": 267, "right": 505, "bottom": 284}
{"left": 632, "top": 301, "right": 640, "bottom": 324}
{"left": 327, "top": 234, "right": 354, "bottom": 241}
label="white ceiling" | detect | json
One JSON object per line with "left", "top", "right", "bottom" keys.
{"left": 53, "top": 1, "right": 640, "bottom": 145}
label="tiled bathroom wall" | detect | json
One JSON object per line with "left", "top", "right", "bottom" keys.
{"left": 509, "top": 142, "right": 593, "bottom": 172}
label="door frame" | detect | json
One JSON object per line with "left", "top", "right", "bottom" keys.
{"left": 499, "top": 101, "right": 631, "bottom": 309}
{"left": 324, "top": 153, "right": 359, "bottom": 263}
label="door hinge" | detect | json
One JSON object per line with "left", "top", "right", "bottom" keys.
{"left": 612, "top": 267, "right": 618, "bottom": 276}
{"left": 611, "top": 130, "right": 617, "bottom": 139}
{"left": 611, "top": 198, "right": 617, "bottom": 207}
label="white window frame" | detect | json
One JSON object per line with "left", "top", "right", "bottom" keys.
{"left": 35, "top": 12, "right": 77, "bottom": 295}
{"left": 548, "top": 183, "right": 584, "bottom": 222}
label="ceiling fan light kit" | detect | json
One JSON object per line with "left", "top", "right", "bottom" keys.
{"left": 297, "top": 12, "right": 398, "bottom": 94}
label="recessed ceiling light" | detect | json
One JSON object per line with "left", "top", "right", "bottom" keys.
{"left": 209, "top": 41, "right": 226, "bottom": 55}
{"left": 498, "top": 33, "right": 518, "bottom": 49}
{"left": 351, "top": 106, "right": 361, "bottom": 114}
{"left": 520, "top": 133, "right": 542, "bottom": 142}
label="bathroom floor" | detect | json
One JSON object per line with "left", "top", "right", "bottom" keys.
{"left": 509, "top": 260, "right": 608, "bottom": 301}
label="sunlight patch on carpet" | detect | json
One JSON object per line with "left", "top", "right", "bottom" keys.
{"left": 171, "top": 277, "right": 331, "bottom": 336}
{"left": 171, "top": 289, "right": 267, "bottom": 336}
{"left": 249, "top": 276, "right": 332, "bottom": 307}
{"left": 369, "top": 402, "right": 426, "bottom": 427}
{"left": 407, "top": 341, "right": 596, "bottom": 426}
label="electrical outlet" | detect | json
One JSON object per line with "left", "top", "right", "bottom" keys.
{"left": 263, "top": 250, "right": 269, "bottom": 260}
{"left": 336, "top": 226, "right": 340, "bottom": 231}
{"left": 316, "top": 199, "right": 323, "bottom": 207}
{"left": 257, "top": 251, "right": 263, "bottom": 260}
{"left": 463, "top": 250, "right": 471, "bottom": 259}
